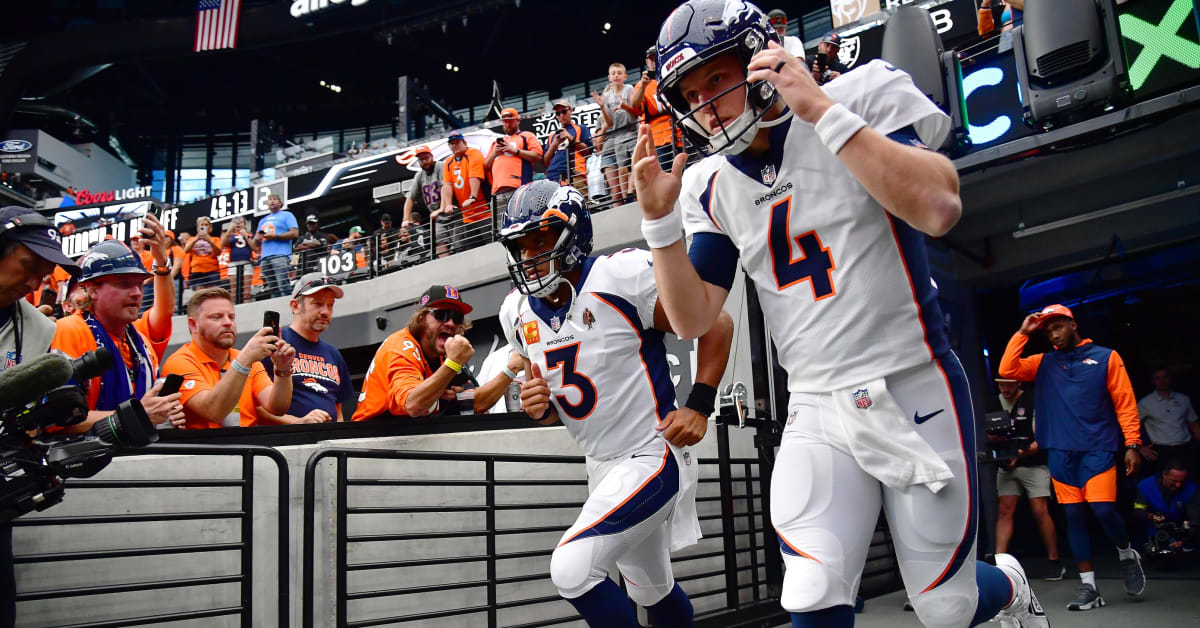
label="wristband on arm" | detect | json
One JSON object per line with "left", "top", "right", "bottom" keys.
{"left": 683, "top": 383, "right": 717, "bottom": 417}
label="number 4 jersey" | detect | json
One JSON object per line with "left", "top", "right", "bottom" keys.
{"left": 501, "top": 250, "right": 676, "bottom": 460}
{"left": 680, "top": 60, "right": 953, "bottom": 394}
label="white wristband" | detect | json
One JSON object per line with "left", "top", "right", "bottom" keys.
{"left": 502, "top": 366, "right": 519, "bottom": 380}
{"left": 813, "top": 103, "right": 868, "bottom": 155}
{"left": 640, "top": 210, "right": 683, "bottom": 249}
{"left": 229, "top": 358, "right": 252, "bottom": 375}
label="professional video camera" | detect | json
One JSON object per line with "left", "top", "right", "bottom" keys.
{"left": 983, "top": 411, "right": 1032, "bottom": 466}
{"left": 1143, "top": 520, "right": 1194, "bottom": 562}
{"left": 0, "top": 348, "right": 157, "bottom": 522}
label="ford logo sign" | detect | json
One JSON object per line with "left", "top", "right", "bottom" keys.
{"left": 0, "top": 140, "right": 32, "bottom": 153}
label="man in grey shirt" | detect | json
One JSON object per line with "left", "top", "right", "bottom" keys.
{"left": 401, "top": 145, "right": 443, "bottom": 262}
{"left": 593, "top": 63, "right": 637, "bottom": 205}
{"left": 1138, "top": 369, "right": 1199, "bottom": 475}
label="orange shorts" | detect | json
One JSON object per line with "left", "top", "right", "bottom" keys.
{"left": 1051, "top": 465, "right": 1117, "bottom": 504}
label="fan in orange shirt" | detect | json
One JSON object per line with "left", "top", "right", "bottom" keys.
{"left": 50, "top": 216, "right": 183, "bottom": 433}
{"left": 435, "top": 132, "right": 491, "bottom": 254}
{"left": 160, "top": 287, "right": 296, "bottom": 428}
{"left": 353, "top": 284, "right": 513, "bottom": 420}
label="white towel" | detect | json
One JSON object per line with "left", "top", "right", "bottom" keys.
{"left": 668, "top": 444, "right": 702, "bottom": 552}
{"left": 831, "top": 378, "right": 954, "bottom": 493}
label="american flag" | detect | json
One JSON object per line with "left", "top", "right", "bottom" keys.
{"left": 194, "top": 0, "right": 242, "bottom": 53}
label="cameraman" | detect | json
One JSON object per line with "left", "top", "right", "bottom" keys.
{"left": 991, "top": 378, "right": 1065, "bottom": 579}
{"left": 0, "top": 206, "right": 82, "bottom": 627}
{"left": 1133, "top": 460, "right": 1199, "bottom": 551}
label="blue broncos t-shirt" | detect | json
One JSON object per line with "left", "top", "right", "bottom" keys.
{"left": 264, "top": 326, "right": 354, "bottom": 418}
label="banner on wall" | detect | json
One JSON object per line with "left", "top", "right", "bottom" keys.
{"left": 831, "top": 0, "right": 882, "bottom": 28}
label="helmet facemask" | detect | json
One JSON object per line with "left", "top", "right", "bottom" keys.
{"left": 501, "top": 218, "right": 581, "bottom": 299}
{"left": 658, "top": 11, "right": 782, "bottom": 155}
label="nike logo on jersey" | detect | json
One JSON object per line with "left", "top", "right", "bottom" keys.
{"left": 914, "top": 409, "right": 944, "bottom": 424}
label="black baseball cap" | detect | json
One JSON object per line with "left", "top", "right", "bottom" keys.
{"left": 0, "top": 206, "right": 80, "bottom": 273}
{"left": 380, "top": 213, "right": 392, "bottom": 221}
{"left": 418, "top": 284, "right": 473, "bottom": 315}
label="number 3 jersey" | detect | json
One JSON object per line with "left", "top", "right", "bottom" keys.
{"left": 501, "top": 250, "right": 676, "bottom": 461}
{"left": 680, "top": 60, "right": 953, "bottom": 394}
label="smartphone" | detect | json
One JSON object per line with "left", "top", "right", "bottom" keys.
{"left": 159, "top": 374, "right": 184, "bottom": 396}
{"left": 263, "top": 311, "right": 280, "bottom": 337}
{"left": 815, "top": 55, "right": 829, "bottom": 75}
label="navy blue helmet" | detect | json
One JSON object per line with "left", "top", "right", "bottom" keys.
{"left": 656, "top": 0, "right": 781, "bottom": 155}
{"left": 498, "top": 180, "right": 592, "bottom": 298}
{"left": 78, "top": 240, "right": 151, "bottom": 283}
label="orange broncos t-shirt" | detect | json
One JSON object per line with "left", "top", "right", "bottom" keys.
{"left": 443, "top": 148, "right": 490, "bottom": 224}
{"left": 352, "top": 328, "right": 440, "bottom": 420}
{"left": 51, "top": 312, "right": 168, "bottom": 410}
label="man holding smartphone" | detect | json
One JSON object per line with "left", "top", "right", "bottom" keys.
{"left": 484, "top": 108, "right": 543, "bottom": 216}
{"left": 542, "top": 99, "right": 593, "bottom": 188}
{"left": 161, "top": 287, "right": 296, "bottom": 428}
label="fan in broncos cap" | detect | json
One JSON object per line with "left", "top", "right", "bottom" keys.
{"left": 636, "top": 1, "right": 1047, "bottom": 627}
{"left": 496, "top": 179, "right": 734, "bottom": 626}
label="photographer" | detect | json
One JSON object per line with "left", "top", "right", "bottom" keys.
{"left": 990, "top": 378, "right": 1065, "bottom": 580}
{"left": 0, "top": 206, "right": 82, "bottom": 626}
{"left": 51, "top": 231, "right": 183, "bottom": 432}
{"left": 811, "top": 32, "right": 849, "bottom": 86}
{"left": 484, "top": 108, "right": 542, "bottom": 213}
{"left": 184, "top": 217, "right": 221, "bottom": 290}
{"left": 1133, "top": 460, "right": 1199, "bottom": 553}
{"left": 220, "top": 215, "right": 259, "bottom": 303}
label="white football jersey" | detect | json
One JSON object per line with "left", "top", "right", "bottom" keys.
{"left": 501, "top": 250, "right": 675, "bottom": 460}
{"left": 680, "top": 60, "right": 952, "bottom": 394}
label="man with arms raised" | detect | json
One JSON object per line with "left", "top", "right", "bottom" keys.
{"left": 53, "top": 221, "right": 183, "bottom": 432}
{"left": 634, "top": 2, "right": 1045, "bottom": 626}
{"left": 501, "top": 180, "right": 734, "bottom": 626}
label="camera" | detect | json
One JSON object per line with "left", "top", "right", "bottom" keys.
{"left": 0, "top": 349, "right": 158, "bottom": 522}
{"left": 983, "top": 412, "right": 1031, "bottom": 465}
{"left": 1143, "top": 520, "right": 1192, "bottom": 561}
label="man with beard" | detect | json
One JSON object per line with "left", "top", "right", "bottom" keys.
{"left": 161, "top": 287, "right": 296, "bottom": 428}
{"left": 258, "top": 273, "right": 350, "bottom": 423}
{"left": 1000, "top": 304, "right": 1144, "bottom": 610}
{"left": 52, "top": 221, "right": 183, "bottom": 431}
{"left": 352, "top": 284, "right": 515, "bottom": 420}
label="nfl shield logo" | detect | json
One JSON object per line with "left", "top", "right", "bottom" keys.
{"left": 853, "top": 389, "right": 872, "bottom": 410}
{"left": 761, "top": 164, "right": 777, "bottom": 185}
{"left": 550, "top": 315, "right": 561, "bottom": 331}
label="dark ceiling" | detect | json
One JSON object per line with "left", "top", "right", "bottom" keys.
{"left": 4, "top": 0, "right": 828, "bottom": 160}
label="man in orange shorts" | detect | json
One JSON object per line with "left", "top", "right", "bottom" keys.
{"left": 1000, "top": 304, "right": 1144, "bottom": 611}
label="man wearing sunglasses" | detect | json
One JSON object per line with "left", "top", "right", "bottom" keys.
{"left": 352, "top": 284, "right": 519, "bottom": 420}
{"left": 542, "top": 98, "right": 593, "bottom": 187}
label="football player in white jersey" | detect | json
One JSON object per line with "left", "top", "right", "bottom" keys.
{"left": 497, "top": 179, "right": 734, "bottom": 627}
{"left": 633, "top": 2, "right": 1049, "bottom": 628}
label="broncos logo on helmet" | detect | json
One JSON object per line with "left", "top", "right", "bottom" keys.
{"left": 656, "top": 0, "right": 784, "bottom": 155}
{"left": 498, "top": 180, "right": 593, "bottom": 299}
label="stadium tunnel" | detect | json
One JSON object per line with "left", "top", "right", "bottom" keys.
{"left": 3, "top": 0, "right": 1200, "bottom": 626}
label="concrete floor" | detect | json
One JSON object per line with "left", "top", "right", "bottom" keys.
{"left": 853, "top": 576, "right": 1200, "bottom": 628}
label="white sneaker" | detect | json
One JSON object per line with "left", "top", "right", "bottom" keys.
{"left": 993, "top": 553, "right": 1050, "bottom": 627}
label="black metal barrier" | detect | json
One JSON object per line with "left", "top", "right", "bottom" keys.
{"left": 11, "top": 443, "right": 289, "bottom": 628}
{"left": 302, "top": 446, "right": 775, "bottom": 628}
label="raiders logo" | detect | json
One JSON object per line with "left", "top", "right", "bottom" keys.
{"left": 838, "top": 36, "right": 862, "bottom": 69}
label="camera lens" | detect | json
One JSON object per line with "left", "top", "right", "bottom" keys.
{"left": 71, "top": 347, "right": 114, "bottom": 382}
{"left": 88, "top": 398, "right": 158, "bottom": 449}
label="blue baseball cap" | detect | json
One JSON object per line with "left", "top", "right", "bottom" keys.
{"left": 0, "top": 206, "right": 79, "bottom": 273}
{"left": 447, "top": 132, "right": 466, "bottom": 143}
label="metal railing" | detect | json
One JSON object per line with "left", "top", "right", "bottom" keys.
{"left": 11, "top": 444, "right": 290, "bottom": 628}
{"left": 302, "top": 444, "right": 773, "bottom": 628}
